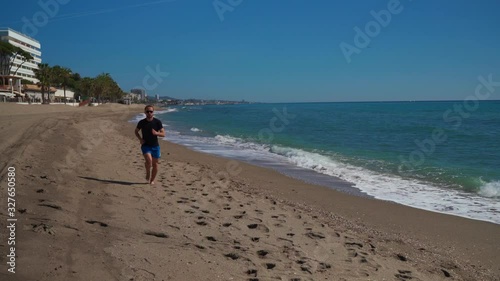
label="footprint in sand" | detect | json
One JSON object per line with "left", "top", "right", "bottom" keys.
{"left": 343, "top": 241, "right": 381, "bottom": 273}
{"left": 395, "top": 269, "right": 414, "bottom": 280}
{"left": 144, "top": 231, "right": 168, "bottom": 238}
{"left": 305, "top": 231, "right": 325, "bottom": 240}
{"left": 39, "top": 203, "right": 63, "bottom": 210}
{"left": 85, "top": 220, "right": 108, "bottom": 227}
{"left": 396, "top": 253, "right": 407, "bottom": 262}
{"left": 246, "top": 269, "right": 257, "bottom": 277}
{"left": 224, "top": 253, "right": 239, "bottom": 260}
{"left": 247, "top": 224, "right": 270, "bottom": 233}
{"left": 31, "top": 223, "right": 55, "bottom": 235}
{"left": 195, "top": 244, "right": 206, "bottom": 250}
{"left": 317, "top": 262, "right": 332, "bottom": 272}
{"left": 265, "top": 263, "right": 276, "bottom": 269}
{"left": 257, "top": 250, "right": 269, "bottom": 258}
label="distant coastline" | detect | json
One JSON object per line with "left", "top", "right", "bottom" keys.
{"left": 159, "top": 99, "right": 500, "bottom": 105}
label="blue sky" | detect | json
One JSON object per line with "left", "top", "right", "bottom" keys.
{"left": 1, "top": 0, "right": 499, "bottom": 102}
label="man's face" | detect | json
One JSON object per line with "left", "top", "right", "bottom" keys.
{"left": 145, "top": 107, "right": 154, "bottom": 117}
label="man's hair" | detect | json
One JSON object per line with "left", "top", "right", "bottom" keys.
{"left": 144, "top": 105, "right": 154, "bottom": 111}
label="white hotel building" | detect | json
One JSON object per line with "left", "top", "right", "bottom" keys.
{"left": 0, "top": 27, "right": 41, "bottom": 84}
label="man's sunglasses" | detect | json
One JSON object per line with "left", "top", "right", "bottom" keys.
{"left": 145, "top": 110, "right": 154, "bottom": 113}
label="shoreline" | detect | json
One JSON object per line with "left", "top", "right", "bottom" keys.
{"left": 0, "top": 103, "right": 498, "bottom": 280}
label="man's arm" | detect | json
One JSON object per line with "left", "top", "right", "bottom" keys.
{"left": 135, "top": 127, "right": 144, "bottom": 144}
{"left": 153, "top": 128, "right": 165, "bottom": 138}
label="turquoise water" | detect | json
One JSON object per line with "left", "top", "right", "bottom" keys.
{"left": 140, "top": 101, "right": 500, "bottom": 223}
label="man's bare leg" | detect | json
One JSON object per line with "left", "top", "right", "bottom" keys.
{"left": 150, "top": 158, "right": 159, "bottom": 185}
{"left": 143, "top": 153, "right": 152, "bottom": 182}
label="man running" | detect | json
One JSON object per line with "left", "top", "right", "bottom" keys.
{"left": 135, "top": 105, "right": 165, "bottom": 185}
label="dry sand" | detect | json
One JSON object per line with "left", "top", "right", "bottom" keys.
{"left": 0, "top": 103, "right": 498, "bottom": 281}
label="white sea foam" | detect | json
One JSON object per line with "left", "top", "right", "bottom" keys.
{"left": 214, "top": 135, "right": 239, "bottom": 144}
{"left": 269, "top": 145, "right": 500, "bottom": 224}
{"left": 191, "top": 128, "right": 202, "bottom": 132}
{"left": 478, "top": 180, "right": 500, "bottom": 198}
{"left": 130, "top": 114, "right": 144, "bottom": 123}
{"left": 156, "top": 108, "right": 178, "bottom": 114}
{"left": 213, "top": 135, "right": 270, "bottom": 152}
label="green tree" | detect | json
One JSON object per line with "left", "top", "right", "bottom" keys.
{"left": 91, "top": 73, "right": 124, "bottom": 103}
{"left": 93, "top": 73, "right": 110, "bottom": 104}
{"left": 0, "top": 41, "right": 17, "bottom": 76}
{"left": 52, "top": 65, "right": 73, "bottom": 104}
{"left": 0, "top": 41, "right": 34, "bottom": 76}
{"left": 76, "top": 76, "right": 95, "bottom": 101}
{"left": 34, "top": 63, "right": 53, "bottom": 104}
{"left": 68, "top": 72, "right": 82, "bottom": 100}
{"left": 34, "top": 64, "right": 124, "bottom": 105}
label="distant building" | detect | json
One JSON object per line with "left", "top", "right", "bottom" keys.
{"left": 130, "top": 92, "right": 141, "bottom": 100}
{"left": 0, "top": 27, "right": 41, "bottom": 84}
{"left": 165, "top": 99, "right": 180, "bottom": 105}
{"left": 131, "top": 88, "right": 146, "bottom": 100}
{"left": 123, "top": 92, "right": 140, "bottom": 104}
{"left": 155, "top": 94, "right": 159, "bottom": 101}
{"left": 0, "top": 75, "right": 22, "bottom": 97}
{"left": 23, "top": 84, "right": 56, "bottom": 102}
{"left": 54, "top": 88, "right": 75, "bottom": 102}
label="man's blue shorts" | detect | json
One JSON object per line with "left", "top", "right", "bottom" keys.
{"left": 141, "top": 145, "right": 161, "bottom": 159}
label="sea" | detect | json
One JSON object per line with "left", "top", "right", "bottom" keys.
{"left": 132, "top": 101, "right": 500, "bottom": 224}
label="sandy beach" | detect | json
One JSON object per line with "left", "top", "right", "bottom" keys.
{"left": 0, "top": 103, "right": 498, "bottom": 281}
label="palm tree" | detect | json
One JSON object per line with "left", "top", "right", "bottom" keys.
{"left": 68, "top": 72, "right": 81, "bottom": 100}
{"left": 93, "top": 73, "right": 115, "bottom": 104}
{"left": 34, "top": 63, "right": 52, "bottom": 104}
{"left": 52, "top": 65, "right": 72, "bottom": 104}
{"left": 77, "top": 76, "right": 95, "bottom": 103}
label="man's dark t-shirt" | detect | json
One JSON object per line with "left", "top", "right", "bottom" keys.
{"left": 137, "top": 118, "right": 163, "bottom": 146}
